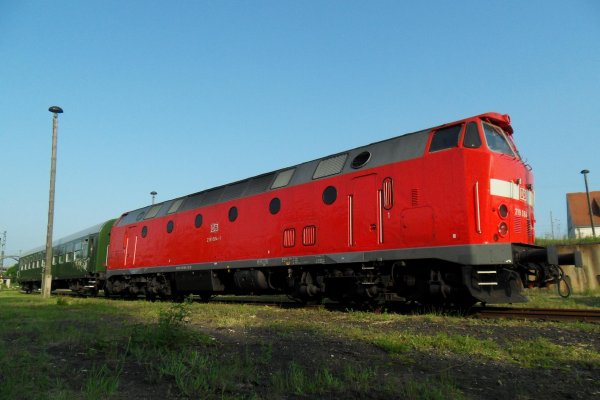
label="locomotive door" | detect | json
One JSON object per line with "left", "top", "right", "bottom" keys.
{"left": 123, "top": 226, "right": 138, "bottom": 267}
{"left": 349, "top": 174, "right": 380, "bottom": 247}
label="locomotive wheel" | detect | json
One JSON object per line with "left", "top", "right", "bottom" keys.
{"left": 199, "top": 292, "right": 213, "bottom": 302}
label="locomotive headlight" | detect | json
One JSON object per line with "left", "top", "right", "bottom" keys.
{"left": 498, "top": 222, "right": 509, "bottom": 237}
{"left": 498, "top": 204, "right": 509, "bottom": 219}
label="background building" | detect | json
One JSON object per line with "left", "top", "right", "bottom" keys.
{"left": 566, "top": 191, "right": 600, "bottom": 238}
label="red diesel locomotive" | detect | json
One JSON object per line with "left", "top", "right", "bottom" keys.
{"left": 105, "top": 112, "right": 577, "bottom": 305}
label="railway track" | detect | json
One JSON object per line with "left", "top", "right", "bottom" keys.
{"left": 214, "top": 297, "right": 600, "bottom": 322}
{"left": 471, "top": 307, "right": 600, "bottom": 323}
{"left": 51, "top": 291, "right": 600, "bottom": 322}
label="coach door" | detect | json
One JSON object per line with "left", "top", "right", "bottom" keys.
{"left": 349, "top": 174, "right": 380, "bottom": 247}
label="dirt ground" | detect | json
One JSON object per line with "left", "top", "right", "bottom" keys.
{"left": 35, "top": 303, "right": 600, "bottom": 400}
{"left": 199, "top": 314, "right": 600, "bottom": 400}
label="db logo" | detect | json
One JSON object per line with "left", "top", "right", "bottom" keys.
{"left": 519, "top": 187, "right": 527, "bottom": 201}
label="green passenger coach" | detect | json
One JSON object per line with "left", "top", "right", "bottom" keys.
{"left": 18, "top": 219, "right": 116, "bottom": 294}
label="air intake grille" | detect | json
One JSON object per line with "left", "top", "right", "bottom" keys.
{"left": 313, "top": 154, "right": 347, "bottom": 179}
{"left": 411, "top": 189, "right": 420, "bottom": 207}
{"left": 514, "top": 216, "right": 522, "bottom": 233}
{"left": 283, "top": 228, "right": 296, "bottom": 248}
{"left": 302, "top": 225, "right": 317, "bottom": 246}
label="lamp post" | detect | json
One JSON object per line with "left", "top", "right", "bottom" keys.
{"left": 0, "top": 231, "right": 5, "bottom": 272}
{"left": 42, "top": 106, "right": 63, "bottom": 298}
{"left": 150, "top": 191, "right": 157, "bottom": 205}
{"left": 580, "top": 169, "right": 596, "bottom": 238}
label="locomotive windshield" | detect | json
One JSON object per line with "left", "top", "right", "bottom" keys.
{"left": 482, "top": 122, "right": 519, "bottom": 158}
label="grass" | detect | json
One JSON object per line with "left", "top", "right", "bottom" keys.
{"left": 513, "top": 287, "right": 600, "bottom": 309}
{"left": 0, "top": 288, "right": 599, "bottom": 399}
{"left": 270, "top": 362, "right": 374, "bottom": 395}
{"left": 535, "top": 237, "right": 600, "bottom": 246}
{"left": 369, "top": 329, "right": 600, "bottom": 369}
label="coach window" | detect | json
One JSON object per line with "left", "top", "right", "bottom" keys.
{"left": 429, "top": 124, "right": 462, "bottom": 152}
{"left": 82, "top": 240, "right": 89, "bottom": 258}
{"left": 269, "top": 198, "right": 281, "bottom": 214}
{"left": 141, "top": 226, "right": 148, "bottom": 238}
{"left": 166, "top": 221, "right": 174, "bottom": 233}
{"left": 74, "top": 241, "right": 82, "bottom": 260}
{"left": 64, "top": 243, "right": 73, "bottom": 262}
{"left": 463, "top": 122, "right": 482, "bottom": 148}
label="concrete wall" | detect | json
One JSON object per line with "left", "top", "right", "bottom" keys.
{"left": 558, "top": 243, "right": 600, "bottom": 293}
{"left": 569, "top": 227, "right": 597, "bottom": 239}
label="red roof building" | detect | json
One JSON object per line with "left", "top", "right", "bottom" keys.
{"left": 566, "top": 191, "right": 600, "bottom": 238}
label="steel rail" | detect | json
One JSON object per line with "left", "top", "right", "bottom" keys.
{"left": 471, "top": 307, "right": 600, "bottom": 323}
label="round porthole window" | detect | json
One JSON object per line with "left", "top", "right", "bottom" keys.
{"left": 195, "top": 214, "right": 203, "bottom": 228}
{"left": 167, "top": 221, "right": 174, "bottom": 233}
{"left": 322, "top": 186, "right": 337, "bottom": 205}
{"left": 141, "top": 226, "right": 148, "bottom": 238}
{"left": 269, "top": 198, "right": 281, "bottom": 215}
{"left": 229, "top": 206, "right": 238, "bottom": 222}
{"left": 351, "top": 151, "right": 371, "bottom": 169}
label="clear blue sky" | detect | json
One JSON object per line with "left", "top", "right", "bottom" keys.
{"left": 1, "top": 1, "right": 599, "bottom": 260}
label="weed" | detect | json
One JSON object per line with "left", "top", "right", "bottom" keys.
{"left": 129, "top": 300, "right": 211, "bottom": 351}
{"left": 82, "top": 364, "right": 121, "bottom": 400}
{"left": 272, "top": 362, "right": 377, "bottom": 396}
{"left": 154, "top": 348, "right": 257, "bottom": 398}
{"left": 56, "top": 296, "right": 70, "bottom": 306}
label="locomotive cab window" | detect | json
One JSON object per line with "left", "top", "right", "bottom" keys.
{"left": 463, "top": 121, "right": 482, "bottom": 148}
{"left": 429, "top": 124, "right": 462, "bottom": 152}
{"left": 482, "top": 122, "right": 518, "bottom": 157}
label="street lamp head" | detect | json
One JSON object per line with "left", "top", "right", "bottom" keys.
{"left": 48, "top": 106, "right": 63, "bottom": 114}
{"left": 581, "top": 169, "right": 590, "bottom": 175}
{"left": 150, "top": 191, "right": 157, "bottom": 196}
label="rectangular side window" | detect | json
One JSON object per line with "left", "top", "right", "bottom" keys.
{"left": 429, "top": 124, "right": 463, "bottom": 152}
